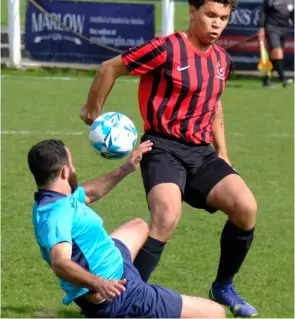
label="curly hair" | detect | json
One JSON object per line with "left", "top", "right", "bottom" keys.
{"left": 188, "top": 0, "right": 238, "bottom": 10}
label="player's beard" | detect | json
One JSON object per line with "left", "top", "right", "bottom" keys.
{"left": 68, "top": 169, "right": 78, "bottom": 193}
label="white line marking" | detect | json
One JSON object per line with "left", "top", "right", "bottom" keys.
{"left": 1, "top": 74, "right": 139, "bottom": 83}
{"left": 269, "top": 133, "right": 294, "bottom": 137}
{"left": 228, "top": 132, "right": 294, "bottom": 138}
{"left": 43, "top": 76, "right": 74, "bottom": 80}
{"left": 229, "top": 132, "right": 245, "bottom": 137}
{"left": 0, "top": 131, "right": 293, "bottom": 138}
{"left": 1, "top": 74, "right": 75, "bottom": 80}
{"left": 1, "top": 130, "right": 84, "bottom": 135}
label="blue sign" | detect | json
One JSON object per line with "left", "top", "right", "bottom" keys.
{"left": 25, "top": 0, "right": 155, "bottom": 64}
{"left": 216, "top": 1, "right": 294, "bottom": 71}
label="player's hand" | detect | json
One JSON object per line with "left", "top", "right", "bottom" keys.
{"left": 218, "top": 153, "right": 232, "bottom": 167}
{"left": 123, "top": 140, "right": 153, "bottom": 173}
{"left": 95, "top": 278, "right": 127, "bottom": 301}
{"left": 80, "top": 105, "right": 96, "bottom": 126}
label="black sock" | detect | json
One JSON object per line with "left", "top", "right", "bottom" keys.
{"left": 271, "top": 59, "right": 285, "bottom": 83}
{"left": 215, "top": 220, "right": 255, "bottom": 285}
{"left": 133, "top": 236, "right": 166, "bottom": 282}
{"left": 263, "top": 75, "right": 271, "bottom": 86}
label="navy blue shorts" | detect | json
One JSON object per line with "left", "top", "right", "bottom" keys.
{"left": 75, "top": 239, "right": 182, "bottom": 318}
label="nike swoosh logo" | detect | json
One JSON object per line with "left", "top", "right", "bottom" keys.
{"left": 177, "top": 65, "right": 191, "bottom": 71}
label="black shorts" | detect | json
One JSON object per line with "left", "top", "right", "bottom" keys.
{"left": 140, "top": 131, "right": 238, "bottom": 213}
{"left": 265, "top": 24, "right": 288, "bottom": 51}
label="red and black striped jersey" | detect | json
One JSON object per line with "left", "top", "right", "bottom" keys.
{"left": 121, "top": 31, "right": 232, "bottom": 144}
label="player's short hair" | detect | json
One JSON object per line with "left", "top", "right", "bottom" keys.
{"left": 189, "top": 0, "right": 238, "bottom": 10}
{"left": 28, "top": 139, "right": 69, "bottom": 187}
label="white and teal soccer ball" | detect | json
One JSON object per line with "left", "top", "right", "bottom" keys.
{"left": 89, "top": 112, "right": 137, "bottom": 159}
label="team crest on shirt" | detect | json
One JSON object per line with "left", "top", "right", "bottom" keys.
{"left": 215, "top": 61, "right": 225, "bottom": 80}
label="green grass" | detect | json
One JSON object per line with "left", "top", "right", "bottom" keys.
{"left": 1, "top": 0, "right": 189, "bottom": 32}
{"left": 1, "top": 71, "right": 294, "bottom": 318}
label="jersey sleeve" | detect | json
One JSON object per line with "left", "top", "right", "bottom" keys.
{"left": 73, "top": 186, "right": 86, "bottom": 204}
{"left": 121, "top": 37, "right": 167, "bottom": 75}
{"left": 41, "top": 206, "right": 74, "bottom": 252}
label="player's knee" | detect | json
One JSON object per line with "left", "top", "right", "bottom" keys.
{"left": 271, "top": 48, "right": 284, "bottom": 59}
{"left": 132, "top": 217, "right": 148, "bottom": 226}
{"left": 150, "top": 217, "right": 178, "bottom": 239}
{"left": 150, "top": 207, "right": 180, "bottom": 240}
{"left": 241, "top": 197, "right": 257, "bottom": 219}
{"left": 232, "top": 196, "right": 257, "bottom": 229}
{"left": 131, "top": 218, "right": 149, "bottom": 234}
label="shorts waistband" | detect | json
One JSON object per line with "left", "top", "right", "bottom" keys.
{"left": 143, "top": 130, "right": 209, "bottom": 146}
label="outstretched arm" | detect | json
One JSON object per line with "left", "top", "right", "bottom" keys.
{"left": 81, "top": 38, "right": 167, "bottom": 125}
{"left": 82, "top": 141, "right": 153, "bottom": 205}
{"left": 82, "top": 55, "right": 129, "bottom": 125}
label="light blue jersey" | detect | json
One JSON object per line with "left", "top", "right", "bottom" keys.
{"left": 32, "top": 187, "right": 124, "bottom": 305}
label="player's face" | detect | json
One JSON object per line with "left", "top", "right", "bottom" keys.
{"left": 65, "top": 147, "right": 78, "bottom": 192}
{"left": 189, "top": 0, "right": 231, "bottom": 45}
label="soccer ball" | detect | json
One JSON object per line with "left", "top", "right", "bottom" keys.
{"left": 89, "top": 112, "right": 137, "bottom": 159}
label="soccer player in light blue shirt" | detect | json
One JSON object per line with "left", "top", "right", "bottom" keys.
{"left": 28, "top": 139, "right": 225, "bottom": 318}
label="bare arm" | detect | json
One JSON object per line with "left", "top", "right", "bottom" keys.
{"left": 81, "top": 39, "right": 167, "bottom": 126}
{"left": 82, "top": 141, "right": 153, "bottom": 205}
{"left": 50, "top": 242, "right": 102, "bottom": 290}
{"left": 82, "top": 166, "right": 130, "bottom": 205}
{"left": 212, "top": 101, "right": 231, "bottom": 165}
{"left": 50, "top": 242, "right": 127, "bottom": 301}
{"left": 83, "top": 55, "right": 129, "bottom": 124}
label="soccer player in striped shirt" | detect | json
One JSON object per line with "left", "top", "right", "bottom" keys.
{"left": 81, "top": 0, "right": 258, "bottom": 317}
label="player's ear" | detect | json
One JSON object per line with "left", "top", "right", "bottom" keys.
{"left": 189, "top": 5, "right": 197, "bottom": 21}
{"left": 60, "top": 165, "right": 70, "bottom": 181}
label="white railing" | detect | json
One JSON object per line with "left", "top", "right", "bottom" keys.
{"left": 8, "top": 0, "right": 22, "bottom": 67}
